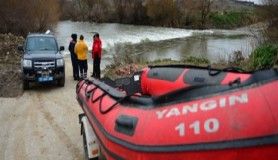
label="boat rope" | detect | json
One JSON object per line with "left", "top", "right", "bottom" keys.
{"left": 208, "top": 65, "right": 246, "bottom": 76}
{"left": 76, "top": 80, "right": 87, "bottom": 94}
{"left": 86, "top": 85, "right": 129, "bottom": 114}
{"left": 84, "top": 84, "right": 90, "bottom": 98}
{"left": 99, "top": 95, "right": 128, "bottom": 114}
{"left": 92, "top": 92, "right": 106, "bottom": 103}
{"left": 85, "top": 86, "right": 97, "bottom": 99}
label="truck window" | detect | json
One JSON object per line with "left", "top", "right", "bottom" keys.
{"left": 26, "top": 37, "right": 58, "bottom": 52}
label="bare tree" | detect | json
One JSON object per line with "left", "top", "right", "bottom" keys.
{"left": 178, "top": 0, "right": 213, "bottom": 28}
{"left": 145, "top": 0, "right": 180, "bottom": 26}
{"left": 114, "top": 0, "right": 125, "bottom": 22}
{"left": 0, "top": 0, "right": 60, "bottom": 36}
{"left": 83, "top": 0, "right": 110, "bottom": 22}
{"left": 178, "top": 0, "right": 199, "bottom": 26}
{"left": 198, "top": 0, "right": 213, "bottom": 29}
{"left": 113, "top": 0, "right": 147, "bottom": 24}
{"left": 257, "top": 0, "right": 278, "bottom": 42}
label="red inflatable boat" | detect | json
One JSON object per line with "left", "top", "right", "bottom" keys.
{"left": 76, "top": 65, "right": 278, "bottom": 160}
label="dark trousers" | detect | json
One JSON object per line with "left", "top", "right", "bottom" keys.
{"left": 70, "top": 54, "right": 79, "bottom": 79}
{"left": 93, "top": 57, "right": 101, "bottom": 79}
{"left": 78, "top": 60, "right": 88, "bottom": 79}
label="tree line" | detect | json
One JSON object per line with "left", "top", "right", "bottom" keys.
{"left": 61, "top": 0, "right": 219, "bottom": 28}
{"left": 62, "top": 0, "right": 278, "bottom": 29}
{"left": 257, "top": 0, "right": 278, "bottom": 42}
{"left": 0, "top": 0, "right": 277, "bottom": 41}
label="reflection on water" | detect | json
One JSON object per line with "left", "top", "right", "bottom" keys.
{"left": 138, "top": 36, "right": 257, "bottom": 63}
{"left": 54, "top": 21, "right": 258, "bottom": 68}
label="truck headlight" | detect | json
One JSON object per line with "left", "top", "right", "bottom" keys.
{"left": 23, "top": 59, "right": 32, "bottom": 68}
{"left": 56, "top": 59, "right": 64, "bottom": 67}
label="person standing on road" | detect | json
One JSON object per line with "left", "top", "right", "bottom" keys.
{"left": 68, "top": 34, "right": 79, "bottom": 80}
{"left": 75, "top": 35, "right": 88, "bottom": 79}
{"left": 91, "top": 33, "right": 102, "bottom": 79}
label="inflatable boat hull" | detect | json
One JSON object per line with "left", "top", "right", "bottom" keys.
{"left": 76, "top": 66, "right": 278, "bottom": 160}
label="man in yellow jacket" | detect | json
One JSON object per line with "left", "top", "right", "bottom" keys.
{"left": 74, "top": 35, "right": 88, "bottom": 79}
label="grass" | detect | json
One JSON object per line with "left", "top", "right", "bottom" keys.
{"left": 145, "top": 57, "right": 210, "bottom": 66}
{"left": 103, "top": 56, "right": 211, "bottom": 79}
{"left": 210, "top": 10, "right": 256, "bottom": 28}
{"left": 248, "top": 43, "right": 278, "bottom": 70}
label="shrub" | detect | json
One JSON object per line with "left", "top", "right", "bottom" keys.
{"left": 210, "top": 11, "right": 254, "bottom": 28}
{"left": 183, "top": 56, "right": 210, "bottom": 65}
{"left": 249, "top": 44, "right": 278, "bottom": 70}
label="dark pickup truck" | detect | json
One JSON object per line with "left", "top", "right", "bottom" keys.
{"left": 18, "top": 33, "right": 65, "bottom": 89}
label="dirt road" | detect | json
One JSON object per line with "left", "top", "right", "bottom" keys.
{"left": 0, "top": 57, "right": 92, "bottom": 160}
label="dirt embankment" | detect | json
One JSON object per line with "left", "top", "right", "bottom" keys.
{"left": 0, "top": 33, "right": 24, "bottom": 97}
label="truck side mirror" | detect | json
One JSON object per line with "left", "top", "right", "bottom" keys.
{"left": 18, "top": 45, "right": 24, "bottom": 51}
{"left": 60, "top": 46, "right": 65, "bottom": 51}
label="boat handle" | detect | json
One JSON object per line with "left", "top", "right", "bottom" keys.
{"left": 208, "top": 65, "right": 221, "bottom": 76}
{"left": 115, "top": 115, "right": 138, "bottom": 136}
{"left": 228, "top": 77, "right": 241, "bottom": 86}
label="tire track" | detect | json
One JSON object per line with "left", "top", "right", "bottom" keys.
{"left": 36, "top": 93, "right": 83, "bottom": 159}
{"left": 13, "top": 99, "right": 30, "bottom": 160}
{"left": 2, "top": 93, "right": 30, "bottom": 160}
{"left": 25, "top": 93, "right": 46, "bottom": 159}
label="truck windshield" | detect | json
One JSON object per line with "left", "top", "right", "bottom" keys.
{"left": 26, "top": 37, "right": 58, "bottom": 52}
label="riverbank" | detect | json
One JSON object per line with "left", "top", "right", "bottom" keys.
{"left": 104, "top": 45, "right": 278, "bottom": 79}
{"left": 0, "top": 34, "right": 24, "bottom": 97}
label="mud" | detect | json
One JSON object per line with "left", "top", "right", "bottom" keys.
{"left": 0, "top": 33, "right": 24, "bottom": 97}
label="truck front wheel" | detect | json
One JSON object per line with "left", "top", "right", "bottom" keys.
{"left": 23, "top": 80, "right": 29, "bottom": 90}
{"left": 57, "top": 77, "right": 65, "bottom": 87}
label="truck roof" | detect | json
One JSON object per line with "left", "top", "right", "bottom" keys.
{"left": 27, "top": 33, "right": 55, "bottom": 38}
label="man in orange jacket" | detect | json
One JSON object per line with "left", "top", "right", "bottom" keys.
{"left": 91, "top": 33, "right": 102, "bottom": 79}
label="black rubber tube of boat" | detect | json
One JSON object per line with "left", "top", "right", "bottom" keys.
{"left": 149, "top": 64, "right": 250, "bottom": 74}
